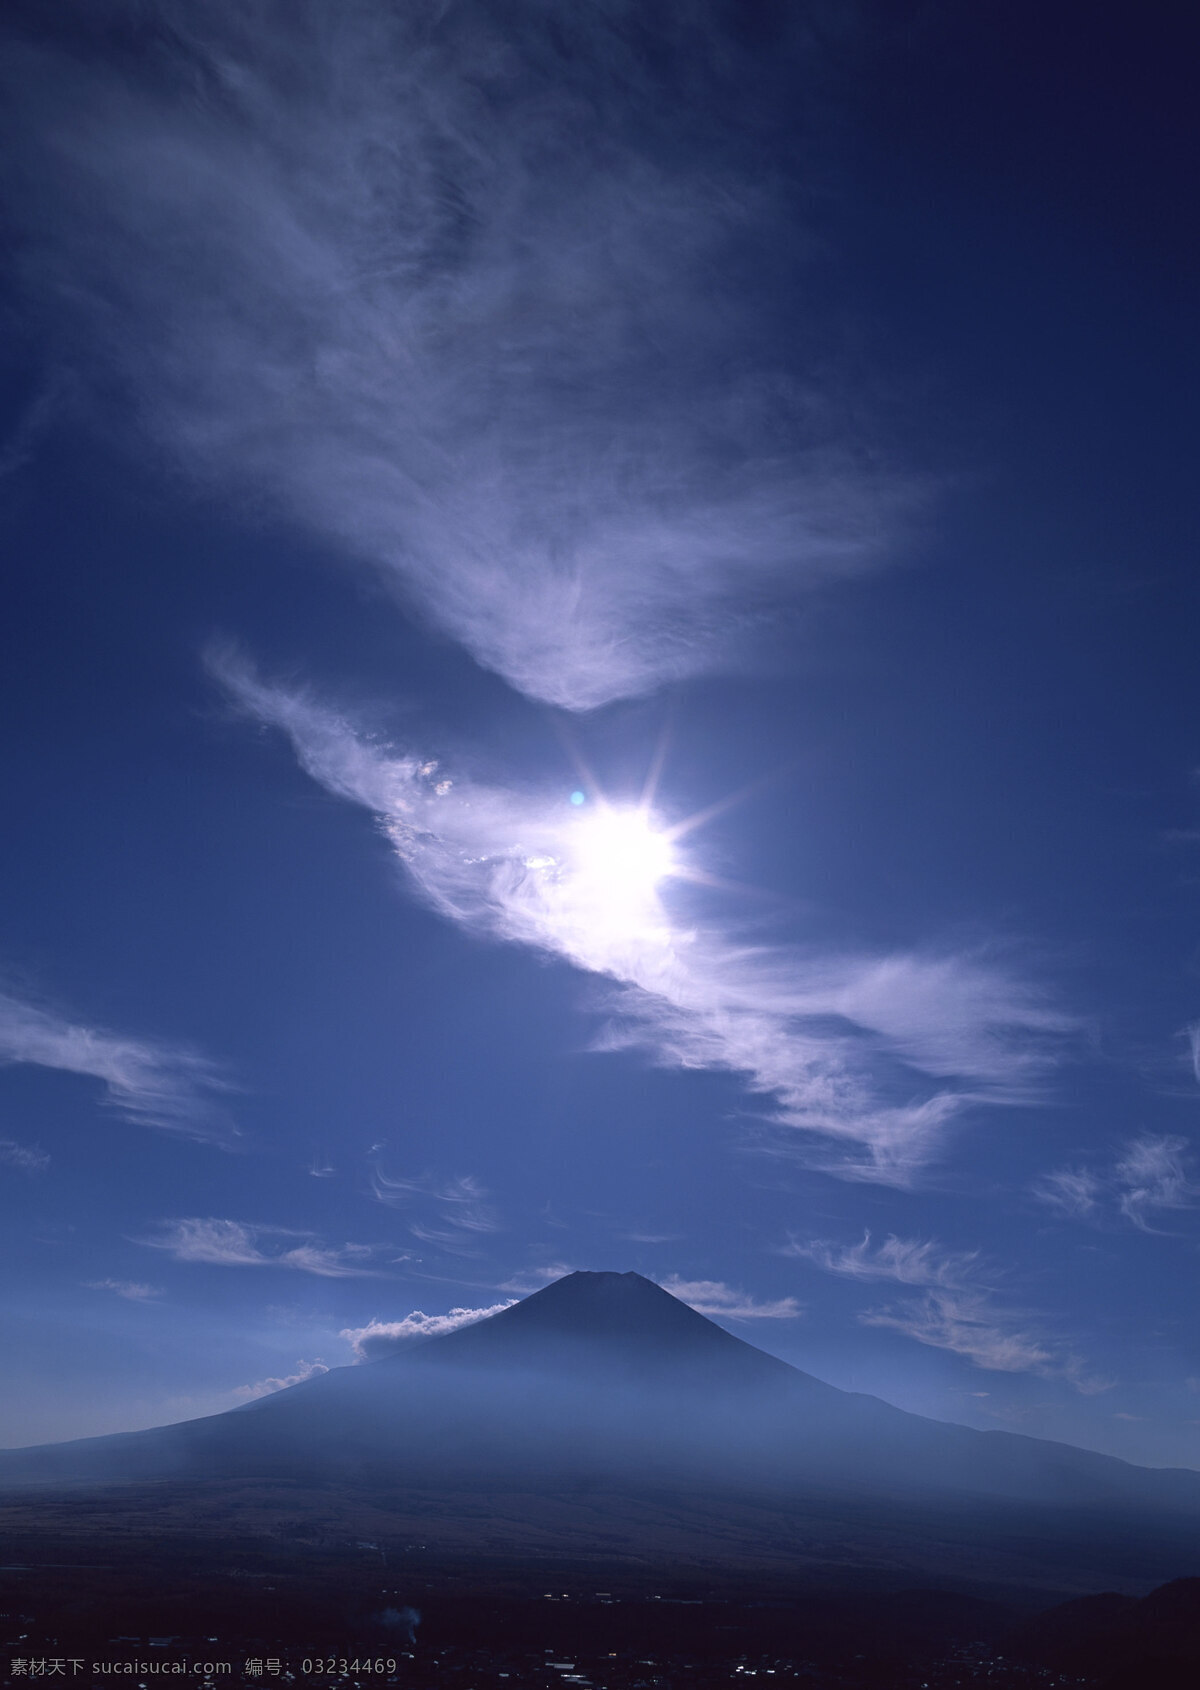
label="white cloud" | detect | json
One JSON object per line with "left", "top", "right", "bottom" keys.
{"left": 1114, "top": 1134, "right": 1196, "bottom": 1229}
{"left": 371, "top": 1170, "right": 501, "bottom": 1254}
{"left": 341, "top": 1304, "right": 515, "bottom": 1361}
{"left": 0, "top": 989, "right": 234, "bottom": 1143}
{"left": 785, "top": 1229, "right": 978, "bottom": 1288}
{"left": 0, "top": 377, "right": 63, "bottom": 484}
{"left": 146, "top": 1218, "right": 264, "bottom": 1267}
{"left": 280, "top": 1242, "right": 379, "bottom": 1276}
{"left": 657, "top": 1276, "right": 802, "bottom": 1320}
{"left": 0, "top": 1137, "right": 49, "bottom": 1173}
{"left": 497, "top": 1263, "right": 577, "bottom": 1294}
{"left": 860, "top": 1289, "right": 1054, "bottom": 1376}
{"left": 233, "top": 1358, "right": 329, "bottom": 1400}
{"left": 4, "top": 2, "right": 918, "bottom": 711}
{"left": 859, "top": 1288, "right": 1110, "bottom": 1394}
{"left": 142, "top": 1217, "right": 381, "bottom": 1277}
{"left": 794, "top": 1228, "right": 1107, "bottom": 1391}
{"left": 85, "top": 1278, "right": 162, "bottom": 1302}
{"left": 1035, "top": 1135, "right": 1197, "bottom": 1231}
{"left": 1033, "top": 1166, "right": 1104, "bottom": 1219}
{"left": 1186, "top": 1021, "right": 1200, "bottom": 1085}
{"left": 214, "top": 655, "right": 1078, "bottom": 1182}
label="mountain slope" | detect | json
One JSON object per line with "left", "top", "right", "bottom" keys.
{"left": 1, "top": 1272, "right": 1196, "bottom": 1518}
{"left": 391, "top": 1268, "right": 807, "bottom": 1383}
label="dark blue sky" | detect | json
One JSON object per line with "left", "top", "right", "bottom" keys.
{"left": 2, "top": 0, "right": 1199, "bottom": 1465}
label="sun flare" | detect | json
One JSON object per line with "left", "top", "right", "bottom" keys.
{"left": 568, "top": 805, "right": 676, "bottom": 924}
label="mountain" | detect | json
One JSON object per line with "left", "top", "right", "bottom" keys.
{"left": 1010, "top": 1576, "right": 1200, "bottom": 1686}
{"left": 387, "top": 1265, "right": 803, "bottom": 1381}
{"left": 2, "top": 1272, "right": 1199, "bottom": 1593}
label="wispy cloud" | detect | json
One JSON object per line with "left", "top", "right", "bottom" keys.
{"left": 1032, "top": 1166, "right": 1104, "bottom": 1220}
{"left": 341, "top": 1304, "right": 515, "bottom": 1361}
{"left": 1185, "top": 1020, "right": 1200, "bottom": 1086}
{"left": 85, "top": 1278, "right": 162, "bottom": 1302}
{"left": 0, "top": 376, "right": 64, "bottom": 483}
{"left": 784, "top": 1229, "right": 978, "bottom": 1288}
{"left": 214, "top": 654, "right": 1078, "bottom": 1182}
{"left": 3, "top": 2, "right": 917, "bottom": 711}
{"left": 657, "top": 1276, "right": 802, "bottom": 1320}
{"left": 497, "top": 1263, "right": 577, "bottom": 1295}
{"left": 0, "top": 989, "right": 234, "bottom": 1143}
{"left": 1035, "top": 1134, "right": 1197, "bottom": 1231}
{"left": 860, "top": 1289, "right": 1053, "bottom": 1376}
{"left": 0, "top": 1137, "right": 49, "bottom": 1173}
{"left": 1114, "top": 1135, "right": 1196, "bottom": 1229}
{"left": 860, "top": 1288, "right": 1108, "bottom": 1393}
{"left": 371, "top": 1170, "right": 501, "bottom": 1255}
{"left": 141, "top": 1217, "right": 381, "bottom": 1277}
{"left": 797, "top": 1228, "right": 1107, "bottom": 1391}
{"left": 233, "top": 1358, "right": 329, "bottom": 1400}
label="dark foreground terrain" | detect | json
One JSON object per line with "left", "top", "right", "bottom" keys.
{"left": 2, "top": 1513, "right": 1199, "bottom": 1690}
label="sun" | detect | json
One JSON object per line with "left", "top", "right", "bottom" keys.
{"left": 568, "top": 804, "right": 676, "bottom": 922}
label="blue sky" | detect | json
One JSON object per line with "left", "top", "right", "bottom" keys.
{"left": 1, "top": 0, "right": 1199, "bottom": 1465}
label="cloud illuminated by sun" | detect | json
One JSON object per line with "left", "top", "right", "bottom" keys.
{"left": 513, "top": 799, "right": 681, "bottom": 958}
{"left": 213, "top": 649, "right": 1081, "bottom": 1183}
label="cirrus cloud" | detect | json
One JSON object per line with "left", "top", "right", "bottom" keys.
{"left": 657, "top": 1276, "right": 802, "bottom": 1321}
{"left": 0, "top": 1137, "right": 50, "bottom": 1173}
{"left": 2, "top": 0, "right": 917, "bottom": 711}
{"left": 141, "top": 1217, "right": 382, "bottom": 1277}
{"left": 860, "top": 1289, "right": 1054, "bottom": 1376}
{"left": 0, "top": 988, "right": 235, "bottom": 1144}
{"left": 213, "top": 651, "right": 1081, "bottom": 1184}
{"left": 370, "top": 1170, "right": 502, "bottom": 1257}
{"left": 858, "top": 1288, "right": 1110, "bottom": 1395}
{"left": 783, "top": 1230, "right": 979, "bottom": 1289}
{"left": 795, "top": 1228, "right": 1108, "bottom": 1393}
{"left": 85, "top": 1278, "right": 162, "bottom": 1302}
{"left": 1034, "top": 1134, "right": 1198, "bottom": 1232}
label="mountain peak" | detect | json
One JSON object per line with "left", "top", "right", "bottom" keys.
{"left": 500, "top": 1269, "right": 707, "bottom": 1334}
{"left": 402, "top": 1269, "right": 803, "bottom": 1387}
